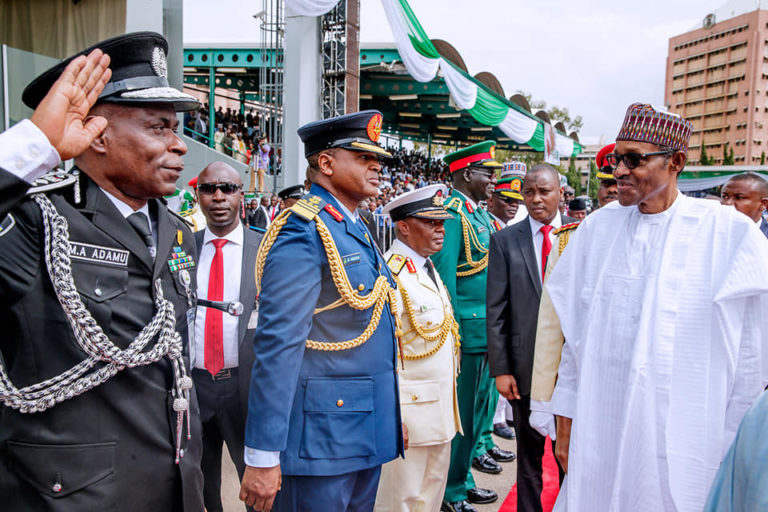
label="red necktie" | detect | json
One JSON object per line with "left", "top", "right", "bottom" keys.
{"left": 204, "top": 238, "right": 227, "bottom": 376}
{"left": 540, "top": 224, "right": 554, "bottom": 281}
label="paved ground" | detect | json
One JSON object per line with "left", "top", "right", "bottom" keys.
{"left": 219, "top": 431, "right": 517, "bottom": 511}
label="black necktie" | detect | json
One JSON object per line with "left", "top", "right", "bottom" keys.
{"left": 424, "top": 259, "right": 438, "bottom": 287}
{"left": 127, "top": 212, "right": 156, "bottom": 259}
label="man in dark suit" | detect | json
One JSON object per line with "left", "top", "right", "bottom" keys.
{"left": 720, "top": 172, "right": 768, "bottom": 238}
{"left": 248, "top": 195, "right": 269, "bottom": 232}
{"left": 358, "top": 199, "right": 382, "bottom": 249}
{"left": 0, "top": 34, "right": 204, "bottom": 510}
{"left": 487, "top": 164, "right": 572, "bottom": 512}
{"left": 193, "top": 162, "right": 262, "bottom": 511}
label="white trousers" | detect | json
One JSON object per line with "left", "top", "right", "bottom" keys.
{"left": 493, "top": 395, "right": 514, "bottom": 425}
{"left": 374, "top": 442, "right": 451, "bottom": 512}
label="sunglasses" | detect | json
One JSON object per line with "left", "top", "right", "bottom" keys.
{"left": 606, "top": 151, "right": 673, "bottom": 170}
{"left": 469, "top": 168, "right": 495, "bottom": 179}
{"left": 197, "top": 183, "right": 242, "bottom": 195}
{"left": 499, "top": 196, "right": 520, "bottom": 205}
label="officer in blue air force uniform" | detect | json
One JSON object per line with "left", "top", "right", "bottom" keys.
{"left": 239, "top": 110, "right": 404, "bottom": 512}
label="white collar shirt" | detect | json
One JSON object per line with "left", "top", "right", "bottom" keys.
{"left": 101, "top": 188, "right": 156, "bottom": 247}
{"left": 529, "top": 214, "right": 562, "bottom": 282}
{"left": 194, "top": 222, "right": 244, "bottom": 370}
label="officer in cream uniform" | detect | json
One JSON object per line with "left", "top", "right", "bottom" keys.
{"left": 375, "top": 185, "right": 462, "bottom": 512}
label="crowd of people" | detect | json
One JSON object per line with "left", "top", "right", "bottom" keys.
{"left": 2, "top": 31, "right": 768, "bottom": 512}
{"left": 184, "top": 104, "right": 280, "bottom": 192}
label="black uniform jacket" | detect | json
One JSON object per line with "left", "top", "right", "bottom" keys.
{"left": 486, "top": 214, "right": 575, "bottom": 396}
{"left": 0, "top": 168, "right": 205, "bottom": 511}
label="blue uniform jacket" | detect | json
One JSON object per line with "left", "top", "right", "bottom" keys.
{"left": 245, "top": 184, "right": 403, "bottom": 476}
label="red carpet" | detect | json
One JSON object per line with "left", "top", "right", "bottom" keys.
{"left": 498, "top": 436, "right": 560, "bottom": 512}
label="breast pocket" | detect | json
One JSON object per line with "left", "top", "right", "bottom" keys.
{"left": 399, "top": 380, "right": 447, "bottom": 445}
{"left": 6, "top": 440, "right": 116, "bottom": 500}
{"left": 71, "top": 263, "right": 129, "bottom": 332}
{"left": 300, "top": 377, "right": 376, "bottom": 460}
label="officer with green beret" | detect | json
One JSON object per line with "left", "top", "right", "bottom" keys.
{"left": 433, "top": 141, "right": 500, "bottom": 512}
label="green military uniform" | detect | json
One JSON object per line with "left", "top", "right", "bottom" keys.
{"left": 432, "top": 141, "right": 501, "bottom": 504}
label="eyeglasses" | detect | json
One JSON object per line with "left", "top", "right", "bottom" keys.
{"left": 606, "top": 151, "right": 673, "bottom": 170}
{"left": 197, "top": 183, "right": 242, "bottom": 195}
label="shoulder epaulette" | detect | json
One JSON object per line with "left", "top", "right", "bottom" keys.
{"left": 444, "top": 196, "right": 462, "bottom": 213}
{"left": 26, "top": 170, "right": 77, "bottom": 195}
{"left": 553, "top": 222, "right": 579, "bottom": 236}
{"left": 290, "top": 194, "right": 326, "bottom": 221}
{"left": 167, "top": 208, "right": 195, "bottom": 229}
{"left": 386, "top": 253, "right": 407, "bottom": 275}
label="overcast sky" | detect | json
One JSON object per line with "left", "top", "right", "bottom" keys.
{"left": 184, "top": 0, "right": 738, "bottom": 143}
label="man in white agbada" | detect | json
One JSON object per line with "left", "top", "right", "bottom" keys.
{"left": 548, "top": 103, "right": 768, "bottom": 512}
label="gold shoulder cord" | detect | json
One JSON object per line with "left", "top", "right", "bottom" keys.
{"left": 255, "top": 209, "right": 402, "bottom": 352}
{"left": 558, "top": 230, "right": 572, "bottom": 255}
{"left": 394, "top": 275, "right": 460, "bottom": 360}
{"left": 456, "top": 210, "right": 489, "bottom": 277}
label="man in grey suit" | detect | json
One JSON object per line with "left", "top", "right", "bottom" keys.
{"left": 486, "top": 164, "right": 572, "bottom": 512}
{"left": 194, "top": 162, "right": 263, "bottom": 511}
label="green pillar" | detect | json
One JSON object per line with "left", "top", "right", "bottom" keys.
{"left": 239, "top": 91, "right": 246, "bottom": 116}
{"left": 208, "top": 57, "right": 216, "bottom": 148}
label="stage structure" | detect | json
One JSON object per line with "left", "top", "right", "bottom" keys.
{"left": 257, "top": 0, "right": 285, "bottom": 193}
{"left": 320, "top": 1, "right": 360, "bottom": 119}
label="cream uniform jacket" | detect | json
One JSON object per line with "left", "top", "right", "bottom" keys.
{"left": 386, "top": 239, "right": 462, "bottom": 445}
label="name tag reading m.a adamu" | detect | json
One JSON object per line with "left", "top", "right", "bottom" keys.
{"left": 69, "top": 241, "right": 130, "bottom": 267}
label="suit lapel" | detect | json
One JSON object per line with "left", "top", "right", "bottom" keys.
{"left": 85, "top": 180, "right": 154, "bottom": 272}
{"left": 237, "top": 230, "right": 260, "bottom": 347}
{"left": 518, "top": 218, "right": 542, "bottom": 296}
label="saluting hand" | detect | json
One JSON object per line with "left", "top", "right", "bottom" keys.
{"left": 30, "top": 49, "right": 111, "bottom": 160}
{"left": 240, "top": 464, "right": 281, "bottom": 511}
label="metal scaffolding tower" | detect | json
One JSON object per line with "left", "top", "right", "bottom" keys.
{"left": 258, "top": 0, "right": 285, "bottom": 192}
{"left": 321, "top": 2, "right": 347, "bottom": 119}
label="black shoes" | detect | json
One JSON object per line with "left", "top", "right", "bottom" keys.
{"left": 488, "top": 445, "right": 516, "bottom": 463}
{"left": 466, "top": 486, "right": 499, "bottom": 504}
{"left": 471, "top": 453, "right": 502, "bottom": 474}
{"left": 441, "top": 500, "right": 478, "bottom": 512}
{"left": 493, "top": 422, "right": 516, "bottom": 439}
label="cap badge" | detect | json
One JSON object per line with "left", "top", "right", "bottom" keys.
{"left": 511, "top": 180, "right": 522, "bottom": 192}
{"left": 366, "top": 113, "right": 383, "bottom": 142}
{"left": 489, "top": 146, "right": 496, "bottom": 160}
{"left": 151, "top": 46, "right": 168, "bottom": 78}
{"left": 432, "top": 194, "right": 445, "bottom": 207}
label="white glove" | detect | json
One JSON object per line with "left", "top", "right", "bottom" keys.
{"left": 529, "top": 410, "right": 556, "bottom": 440}
{"left": 529, "top": 399, "right": 556, "bottom": 440}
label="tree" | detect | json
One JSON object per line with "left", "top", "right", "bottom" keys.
{"left": 699, "top": 144, "right": 711, "bottom": 166}
{"left": 587, "top": 159, "right": 599, "bottom": 203}
{"left": 548, "top": 105, "right": 584, "bottom": 133}
{"left": 565, "top": 156, "right": 581, "bottom": 194}
{"left": 515, "top": 90, "right": 547, "bottom": 111}
{"left": 514, "top": 91, "right": 583, "bottom": 133}
{"left": 722, "top": 142, "right": 734, "bottom": 166}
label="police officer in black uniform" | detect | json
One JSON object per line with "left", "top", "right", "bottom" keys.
{"left": 0, "top": 33, "right": 205, "bottom": 511}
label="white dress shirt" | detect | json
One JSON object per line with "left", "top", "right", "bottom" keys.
{"left": 529, "top": 214, "right": 562, "bottom": 283}
{"left": 0, "top": 120, "right": 61, "bottom": 183}
{"left": 194, "top": 222, "right": 244, "bottom": 370}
